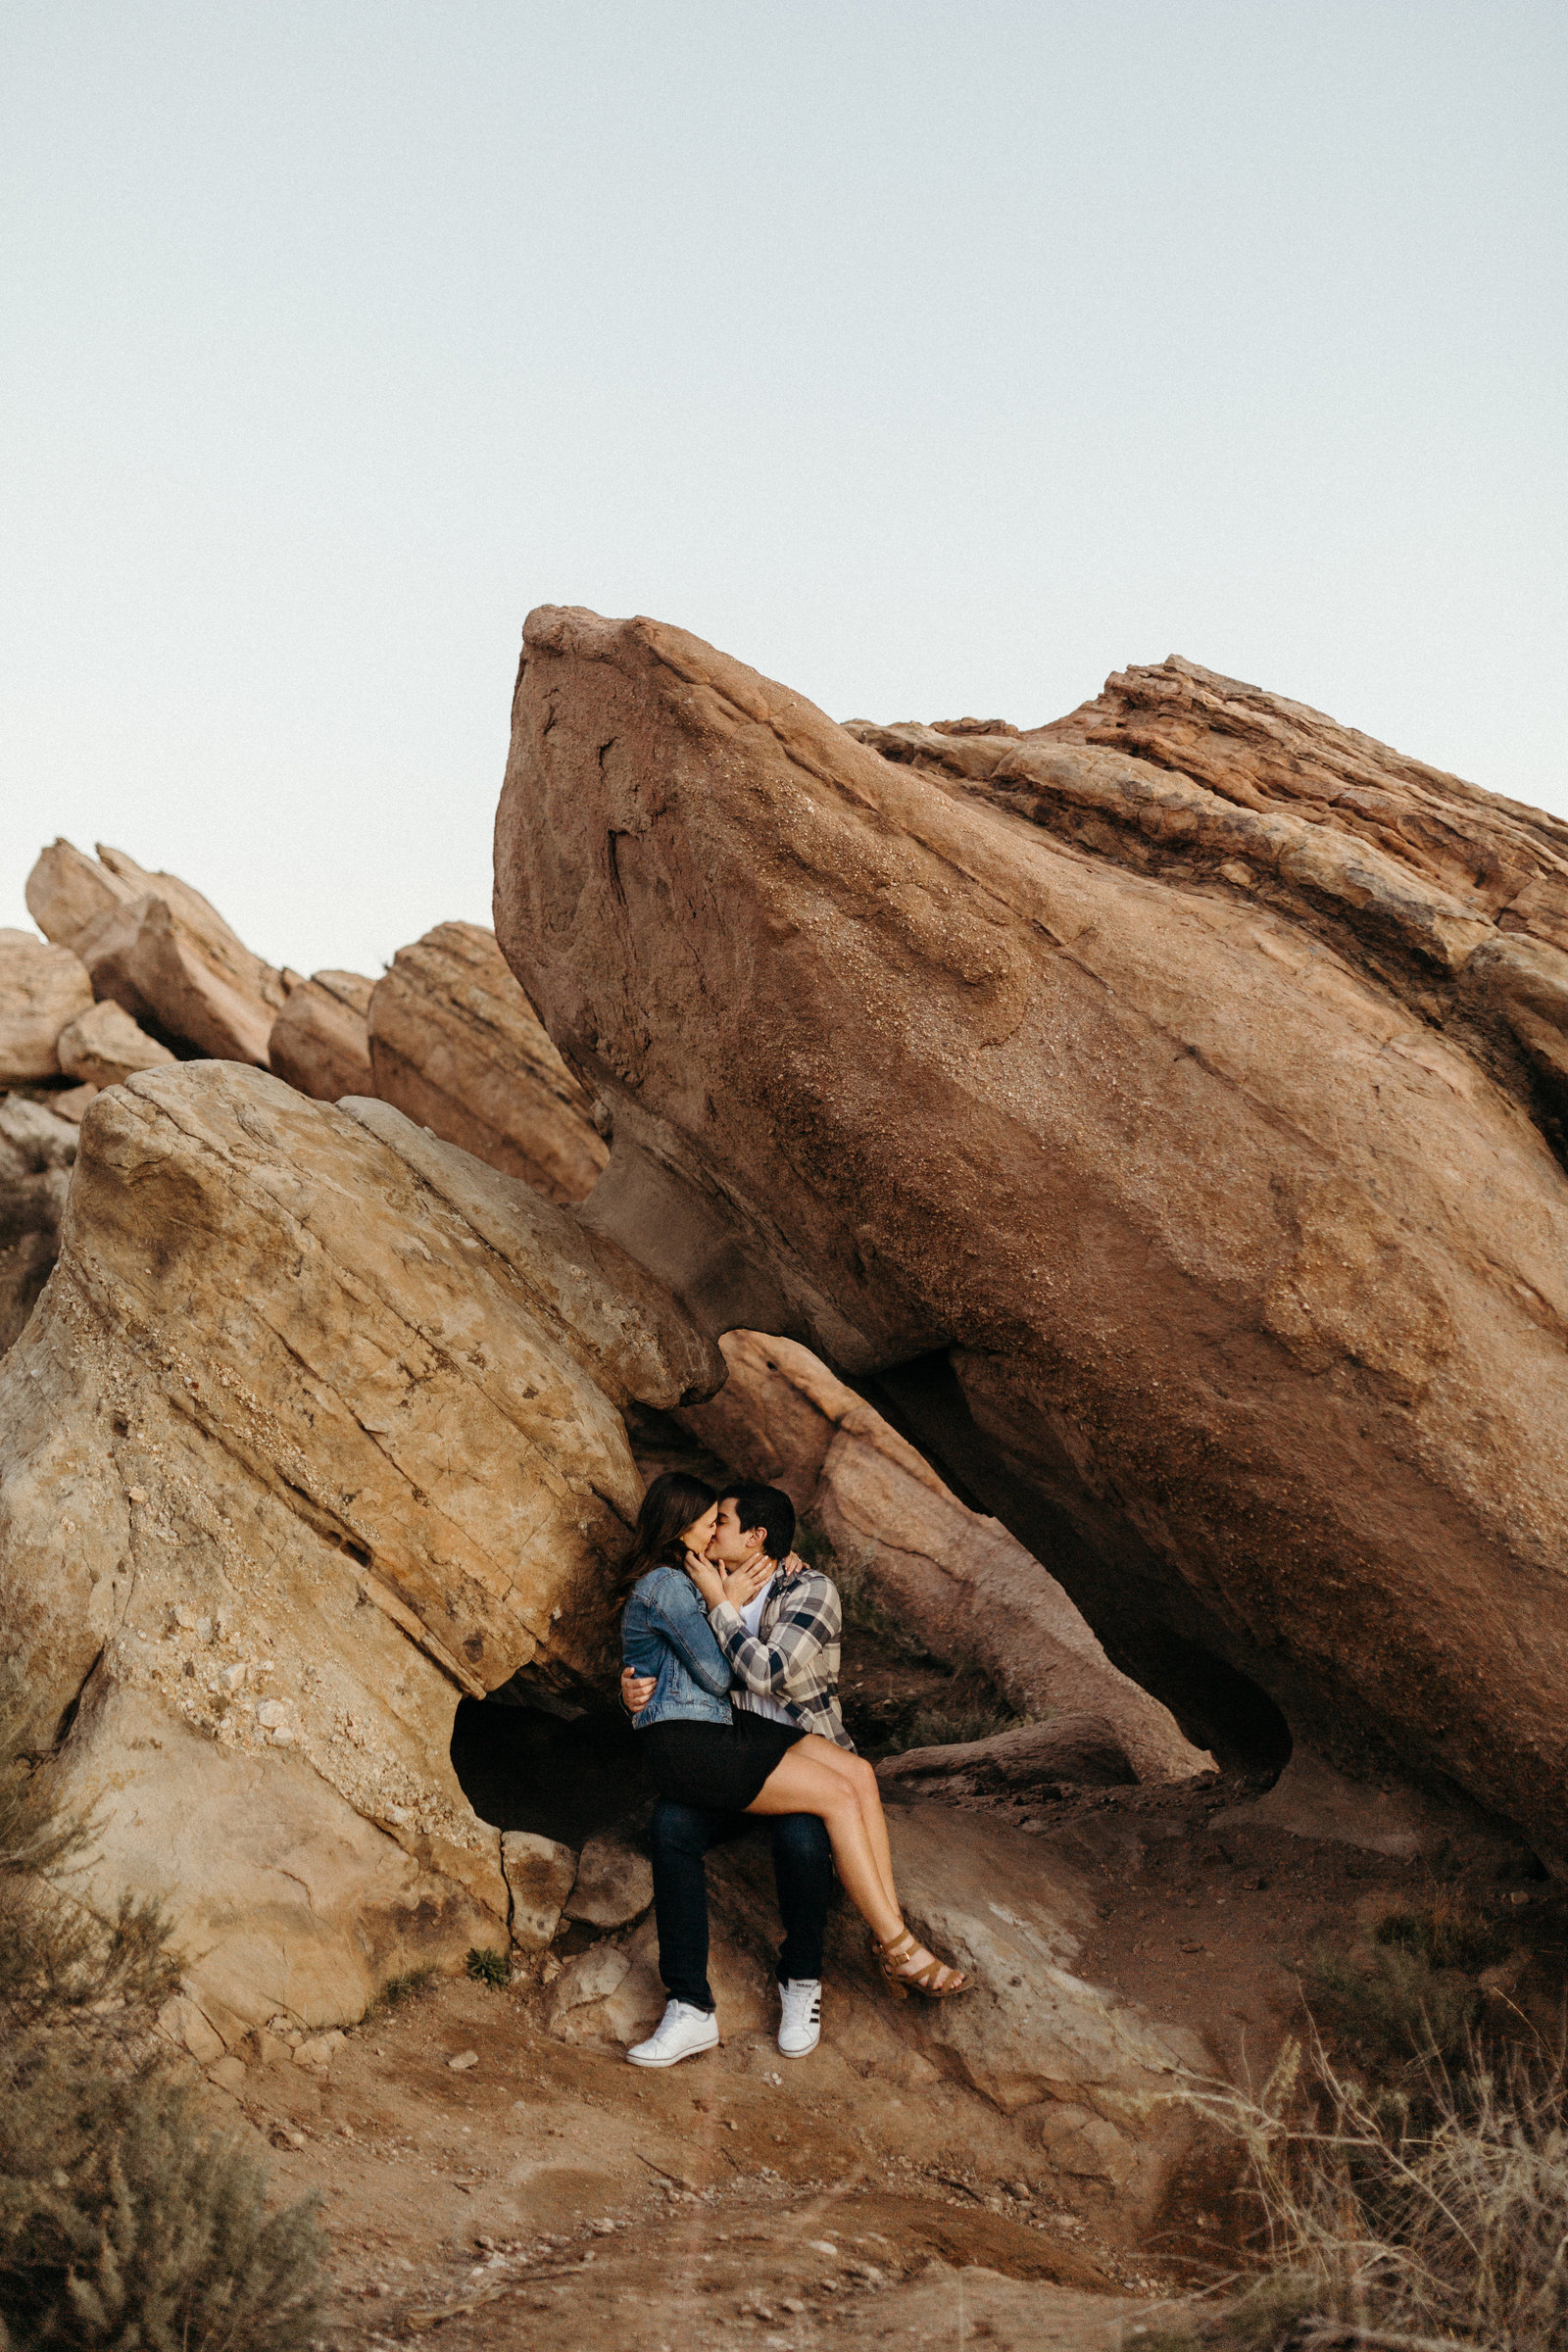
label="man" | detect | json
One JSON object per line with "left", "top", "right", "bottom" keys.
{"left": 618, "top": 1480, "right": 852, "bottom": 2070}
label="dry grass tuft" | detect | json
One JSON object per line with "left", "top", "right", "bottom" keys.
{"left": 1155, "top": 2027, "right": 1568, "bottom": 2351}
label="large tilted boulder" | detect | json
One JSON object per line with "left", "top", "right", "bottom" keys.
{"left": 495, "top": 609, "right": 1568, "bottom": 1861}
{"left": 368, "top": 922, "right": 609, "bottom": 1202}
{"left": 0, "top": 1094, "right": 78, "bottom": 1353}
{"left": 0, "top": 1060, "right": 720, "bottom": 2054}
{"left": 0, "top": 929, "right": 93, "bottom": 1082}
{"left": 25, "top": 839, "right": 287, "bottom": 1063}
{"left": 679, "top": 1331, "right": 1208, "bottom": 1784}
{"left": 267, "top": 968, "right": 375, "bottom": 1101}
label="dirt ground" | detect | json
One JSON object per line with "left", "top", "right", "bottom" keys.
{"left": 199, "top": 1768, "right": 1556, "bottom": 2352}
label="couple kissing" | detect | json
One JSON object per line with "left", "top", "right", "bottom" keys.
{"left": 616, "top": 1470, "right": 967, "bottom": 2070}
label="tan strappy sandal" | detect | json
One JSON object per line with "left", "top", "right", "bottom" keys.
{"left": 872, "top": 1924, "right": 969, "bottom": 2001}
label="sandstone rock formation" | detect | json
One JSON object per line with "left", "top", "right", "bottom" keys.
{"left": 55, "top": 997, "right": 176, "bottom": 1090}
{"left": 877, "top": 1718, "right": 1138, "bottom": 1802}
{"left": 678, "top": 1331, "right": 1208, "bottom": 1784}
{"left": 495, "top": 610, "right": 1568, "bottom": 1861}
{"left": 268, "top": 968, "right": 375, "bottom": 1101}
{"left": 0, "top": 1093, "right": 77, "bottom": 1353}
{"left": 562, "top": 1822, "right": 654, "bottom": 1931}
{"left": 0, "top": 929, "right": 92, "bottom": 1081}
{"left": 368, "top": 922, "right": 608, "bottom": 1202}
{"left": 25, "top": 839, "right": 286, "bottom": 1063}
{"left": 501, "top": 1830, "right": 579, "bottom": 1949}
{"left": 549, "top": 1803, "right": 1205, "bottom": 2215}
{"left": 0, "top": 1060, "right": 720, "bottom": 2054}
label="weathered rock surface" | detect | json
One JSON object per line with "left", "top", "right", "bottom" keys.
{"left": 0, "top": 1093, "right": 78, "bottom": 1353}
{"left": 268, "top": 969, "right": 375, "bottom": 1102}
{"left": 550, "top": 1802, "right": 1205, "bottom": 2216}
{"left": 0, "top": 1060, "right": 720, "bottom": 2048}
{"left": 368, "top": 922, "right": 608, "bottom": 1203}
{"left": 55, "top": 997, "right": 177, "bottom": 1089}
{"left": 679, "top": 1331, "right": 1209, "bottom": 1784}
{"left": 878, "top": 1719, "right": 1138, "bottom": 1802}
{"left": 563, "top": 1822, "right": 654, "bottom": 1930}
{"left": 26, "top": 839, "right": 286, "bottom": 1063}
{"left": 496, "top": 609, "right": 1568, "bottom": 1860}
{"left": 0, "top": 928, "right": 93, "bottom": 1081}
{"left": 501, "top": 1830, "right": 579, "bottom": 1949}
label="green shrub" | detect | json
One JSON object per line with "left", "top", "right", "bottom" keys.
{"left": 0, "top": 1668, "right": 324, "bottom": 2350}
{"left": 466, "top": 1946, "right": 511, "bottom": 1989}
{"left": 368, "top": 1964, "right": 437, "bottom": 2015}
{"left": 904, "top": 1688, "right": 1022, "bottom": 1752}
{"left": 1373, "top": 1895, "right": 1508, "bottom": 1974}
{"left": 0, "top": 2031, "right": 325, "bottom": 2351}
{"left": 1301, "top": 1940, "right": 1480, "bottom": 2074}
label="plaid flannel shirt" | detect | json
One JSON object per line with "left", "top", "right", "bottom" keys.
{"left": 708, "top": 1560, "right": 854, "bottom": 1751}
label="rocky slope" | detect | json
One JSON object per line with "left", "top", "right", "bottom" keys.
{"left": 495, "top": 609, "right": 1568, "bottom": 1859}
{"left": 0, "top": 1060, "right": 719, "bottom": 2049}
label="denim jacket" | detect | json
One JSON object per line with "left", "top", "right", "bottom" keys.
{"left": 621, "top": 1564, "right": 733, "bottom": 1728}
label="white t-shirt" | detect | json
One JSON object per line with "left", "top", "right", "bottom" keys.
{"left": 731, "top": 1577, "right": 794, "bottom": 1728}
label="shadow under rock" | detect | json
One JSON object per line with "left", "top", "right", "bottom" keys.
{"left": 450, "top": 1696, "right": 654, "bottom": 1848}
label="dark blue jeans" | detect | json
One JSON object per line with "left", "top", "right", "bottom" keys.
{"left": 649, "top": 1798, "right": 834, "bottom": 2013}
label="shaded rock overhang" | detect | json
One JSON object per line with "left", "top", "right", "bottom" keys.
{"left": 494, "top": 608, "right": 1568, "bottom": 1861}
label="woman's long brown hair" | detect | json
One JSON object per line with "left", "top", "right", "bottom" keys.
{"left": 614, "top": 1470, "right": 717, "bottom": 1599}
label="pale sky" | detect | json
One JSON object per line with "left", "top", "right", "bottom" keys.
{"left": 3, "top": 2, "right": 1563, "bottom": 980}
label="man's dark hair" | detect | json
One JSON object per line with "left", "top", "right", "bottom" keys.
{"left": 724, "top": 1482, "right": 796, "bottom": 1563}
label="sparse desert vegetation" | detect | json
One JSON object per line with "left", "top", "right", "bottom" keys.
{"left": 0, "top": 1674, "right": 326, "bottom": 2351}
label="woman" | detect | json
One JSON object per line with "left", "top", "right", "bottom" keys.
{"left": 620, "top": 1471, "right": 967, "bottom": 2000}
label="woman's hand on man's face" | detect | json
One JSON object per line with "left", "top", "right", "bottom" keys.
{"left": 719, "top": 1556, "right": 773, "bottom": 1609}
{"left": 686, "top": 1552, "right": 727, "bottom": 1608}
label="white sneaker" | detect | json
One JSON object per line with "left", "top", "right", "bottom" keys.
{"left": 777, "top": 1978, "right": 821, "bottom": 2058}
{"left": 626, "top": 2000, "right": 719, "bottom": 2068}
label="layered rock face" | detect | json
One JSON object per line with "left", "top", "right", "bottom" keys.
{"left": 368, "top": 921, "right": 609, "bottom": 1202}
{"left": 0, "top": 1060, "right": 719, "bottom": 2050}
{"left": 495, "top": 610, "right": 1568, "bottom": 1857}
{"left": 268, "top": 967, "right": 375, "bottom": 1101}
{"left": 26, "top": 839, "right": 287, "bottom": 1063}
{"left": 679, "top": 1331, "right": 1208, "bottom": 1785}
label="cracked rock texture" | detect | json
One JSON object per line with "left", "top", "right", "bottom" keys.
{"left": 368, "top": 920, "right": 609, "bottom": 1202}
{"left": 0, "top": 1059, "right": 719, "bottom": 2049}
{"left": 678, "top": 1331, "right": 1208, "bottom": 1785}
{"left": 495, "top": 609, "right": 1568, "bottom": 1860}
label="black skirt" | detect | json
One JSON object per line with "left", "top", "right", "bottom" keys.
{"left": 641, "top": 1711, "right": 806, "bottom": 1811}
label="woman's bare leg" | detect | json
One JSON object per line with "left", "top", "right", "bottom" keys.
{"left": 744, "top": 1745, "right": 903, "bottom": 1943}
{"left": 804, "top": 1740, "right": 898, "bottom": 1919}
{"left": 747, "top": 1740, "right": 965, "bottom": 1989}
